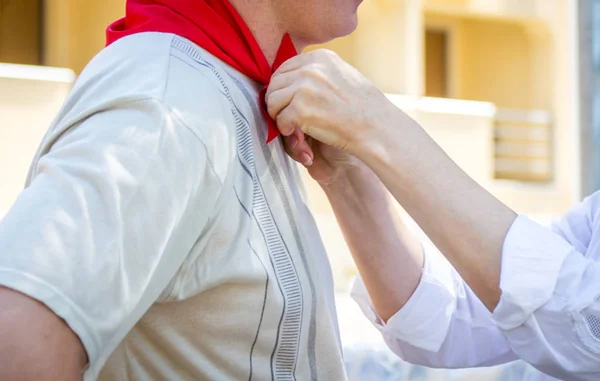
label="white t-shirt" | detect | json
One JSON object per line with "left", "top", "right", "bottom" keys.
{"left": 0, "top": 33, "right": 346, "bottom": 381}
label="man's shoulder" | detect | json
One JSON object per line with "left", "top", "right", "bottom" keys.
{"left": 67, "top": 33, "right": 238, "bottom": 141}
{"left": 76, "top": 33, "right": 175, "bottom": 102}
{"left": 76, "top": 33, "right": 227, "bottom": 102}
{"left": 162, "top": 36, "right": 240, "bottom": 134}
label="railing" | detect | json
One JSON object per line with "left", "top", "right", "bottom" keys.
{"left": 494, "top": 108, "right": 552, "bottom": 182}
{"left": 385, "top": 96, "right": 554, "bottom": 183}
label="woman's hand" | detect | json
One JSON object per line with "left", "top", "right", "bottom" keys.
{"left": 266, "top": 49, "right": 401, "bottom": 159}
{"left": 280, "top": 128, "right": 361, "bottom": 185}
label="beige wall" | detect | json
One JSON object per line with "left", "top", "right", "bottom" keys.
{"left": 424, "top": 12, "right": 553, "bottom": 110}
{"left": 309, "top": 0, "right": 424, "bottom": 95}
{"left": 44, "top": 0, "right": 126, "bottom": 73}
{"left": 461, "top": 19, "right": 533, "bottom": 108}
{"left": 0, "top": 66, "right": 74, "bottom": 217}
{"left": 424, "top": 0, "right": 561, "bottom": 22}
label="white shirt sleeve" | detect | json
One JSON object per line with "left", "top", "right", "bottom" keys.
{"left": 353, "top": 193, "right": 600, "bottom": 380}
{"left": 493, "top": 197, "right": 600, "bottom": 380}
{"left": 351, "top": 241, "right": 517, "bottom": 369}
{"left": 0, "top": 99, "right": 224, "bottom": 380}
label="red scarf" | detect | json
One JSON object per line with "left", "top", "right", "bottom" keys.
{"left": 106, "top": 0, "right": 297, "bottom": 143}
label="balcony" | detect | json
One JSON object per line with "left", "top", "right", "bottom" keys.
{"left": 385, "top": 95, "right": 553, "bottom": 183}
{"left": 494, "top": 108, "right": 553, "bottom": 182}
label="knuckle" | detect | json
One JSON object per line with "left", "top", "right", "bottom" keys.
{"left": 315, "top": 48, "right": 333, "bottom": 58}
{"left": 296, "top": 104, "right": 312, "bottom": 121}
{"left": 307, "top": 49, "right": 323, "bottom": 58}
{"left": 307, "top": 66, "right": 326, "bottom": 81}
{"left": 299, "top": 86, "right": 315, "bottom": 99}
{"left": 298, "top": 63, "right": 327, "bottom": 85}
{"left": 300, "top": 65, "right": 316, "bottom": 79}
{"left": 303, "top": 124, "right": 314, "bottom": 137}
{"left": 278, "top": 108, "right": 298, "bottom": 131}
{"left": 324, "top": 49, "right": 336, "bottom": 58}
{"left": 290, "top": 106, "right": 303, "bottom": 121}
{"left": 266, "top": 98, "right": 277, "bottom": 116}
{"left": 318, "top": 49, "right": 337, "bottom": 62}
{"left": 300, "top": 78, "right": 316, "bottom": 91}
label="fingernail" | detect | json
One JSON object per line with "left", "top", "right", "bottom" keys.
{"left": 290, "top": 136, "right": 299, "bottom": 148}
{"left": 302, "top": 152, "right": 313, "bottom": 166}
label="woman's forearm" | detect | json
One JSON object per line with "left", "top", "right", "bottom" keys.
{"left": 267, "top": 50, "right": 517, "bottom": 311}
{"left": 321, "top": 164, "right": 423, "bottom": 321}
{"left": 356, "top": 111, "right": 517, "bottom": 311}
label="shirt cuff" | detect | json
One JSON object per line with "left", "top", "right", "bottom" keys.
{"left": 492, "top": 215, "right": 575, "bottom": 331}
{"left": 351, "top": 241, "right": 458, "bottom": 352}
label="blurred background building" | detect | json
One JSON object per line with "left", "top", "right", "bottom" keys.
{"left": 0, "top": 0, "right": 596, "bottom": 379}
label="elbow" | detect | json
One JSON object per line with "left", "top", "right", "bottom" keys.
{"left": 392, "top": 349, "right": 457, "bottom": 369}
{"left": 384, "top": 337, "right": 452, "bottom": 369}
{"left": 0, "top": 287, "right": 87, "bottom": 381}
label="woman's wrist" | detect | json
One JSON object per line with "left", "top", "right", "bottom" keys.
{"left": 320, "top": 161, "right": 377, "bottom": 197}
{"left": 351, "top": 106, "right": 420, "bottom": 183}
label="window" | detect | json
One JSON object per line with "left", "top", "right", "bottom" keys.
{"left": 425, "top": 29, "right": 449, "bottom": 98}
{"left": 0, "top": 0, "right": 42, "bottom": 65}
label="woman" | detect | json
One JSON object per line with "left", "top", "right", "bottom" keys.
{"left": 266, "top": 50, "right": 600, "bottom": 381}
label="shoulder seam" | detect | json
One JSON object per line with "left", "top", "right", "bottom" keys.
{"left": 162, "top": 35, "right": 176, "bottom": 100}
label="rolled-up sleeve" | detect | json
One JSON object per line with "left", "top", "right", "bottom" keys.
{"left": 352, "top": 240, "right": 517, "bottom": 368}
{"left": 354, "top": 191, "right": 600, "bottom": 380}
{"left": 493, "top": 212, "right": 600, "bottom": 380}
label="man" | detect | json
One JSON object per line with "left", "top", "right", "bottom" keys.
{"left": 0, "top": 1, "right": 362, "bottom": 380}
{"left": 266, "top": 51, "right": 600, "bottom": 380}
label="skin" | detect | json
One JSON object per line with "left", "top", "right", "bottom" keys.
{"left": 0, "top": 2, "right": 364, "bottom": 380}
{"left": 0, "top": 287, "right": 87, "bottom": 380}
{"left": 230, "top": 0, "right": 362, "bottom": 62}
{"left": 267, "top": 50, "right": 518, "bottom": 315}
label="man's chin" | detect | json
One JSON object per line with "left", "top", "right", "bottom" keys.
{"left": 337, "top": 14, "right": 359, "bottom": 38}
{"left": 300, "top": 13, "right": 359, "bottom": 47}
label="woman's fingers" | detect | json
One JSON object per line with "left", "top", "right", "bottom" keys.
{"left": 282, "top": 129, "right": 314, "bottom": 167}
{"left": 267, "top": 86, "right": 297, "bottom": 136}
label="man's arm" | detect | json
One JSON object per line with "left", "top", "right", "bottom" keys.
{"left": 0, "top": 287, "right": 86, "bottom": 380}
{"left": 0, "top": 98, "right": 225, "bottom": 379}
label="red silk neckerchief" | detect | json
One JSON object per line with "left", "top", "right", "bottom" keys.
{"left": 106, "top": 0, "right": 297, "bottom": 143}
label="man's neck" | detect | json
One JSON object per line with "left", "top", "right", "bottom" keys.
{"left": 228, "top": 0, "right": 304, "bottom": 65}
